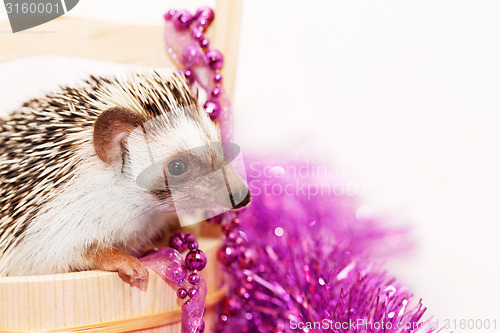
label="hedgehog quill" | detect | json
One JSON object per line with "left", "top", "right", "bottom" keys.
{"left": 0, "top": 70, "right": 250, "bottom": 290}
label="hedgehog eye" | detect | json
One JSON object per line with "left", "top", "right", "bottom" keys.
{"left": 168, "top": 160, "right": 187, "bottom": 176}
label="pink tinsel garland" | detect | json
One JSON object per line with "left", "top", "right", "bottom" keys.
{"left": 216, "top": 158, "right": 440, "bottom": 332}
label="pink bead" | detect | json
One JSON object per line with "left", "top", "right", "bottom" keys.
{"left": 213, "top": 72, "right": 223, "bottom": 83}
{"left": 195, "top": 7, "right": 214, "bottom": 23}
{"left": 234, "top": 236, "right": 246, "bottom": 246}
{"left": 188, "top": 241, "right": 199, "bottom": 250}
{"left": 185, "top": 233, "right": 199, "bottom": 250}
{"left": 189, "top": 273, "right": 200, "bottom": 285}
{"left": 177, "top": 288, "right": 188, "bottom": 299}
{"left": 185, "top": 249, "right": 207, "bottom": 271}
{"left": 204, "top": 100, "right": 221, "bottom": 120}
{"left": 222, "top": 224, "right": 233, "bottom": 236}
{"left": 197, "top": 18, "right": 210, "bottom": 29}
{"left": 226, "top": 231, "right": 237, "bottom": 242}
{"left": 185, "top": 233, "right": 195, "bottom": 243}
{"left": 169, "top": 231, "right": 187, "bottom": 252}
{"left": 231, "top": 218, "right": 240, "bottom": 227}
{"left": 239, "top": 248, "right": 257, "bottom": 269}
{"left": 211, "top": 87, "right": 221, "bottom": 99}
{"left": 217, "top": 245, "right": 238, "bottom": 266}
{"left": 188, "top": 287, "right": 198, "bottom": 297}
{"left": 238, "top": 287, "right": 250, "bottom": 299}
{"left": 164, "top": 9, "right": 176, "bottom": 21}
{"left": 195, "top": 6, "right": 214, "bottom": 30}
{"left": 206, "top": 50, "right": 224, "bottom": 69}
{"left": 199, "top": 38, "right": 210, "bottom": 49}
{"left": 173, "top": 10, "right": 193, "bottom": 30}
{"left": 183, "top": 69, "right": 194, "bottom": 84}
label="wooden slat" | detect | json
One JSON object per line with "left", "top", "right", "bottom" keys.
{"left": 0, "top": 238, "right": 222, "bottom": 332}
{"left": 207, "top": 0, "right": 244, "bottom": 99}
{"left": 0, "top": 17, "right": 173, "bottom": 67}
{"left": 0, "top": 0, "right": 244, "bottom": 97}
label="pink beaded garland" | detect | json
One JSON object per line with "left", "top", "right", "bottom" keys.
{"left": 167, "top": 230, "right": 207, "bottom": 305}
{"left": 165, "top": 7, "right": 226, "bottom": 120}
{"left": 162, "top": 8, "right": 241, "bottom": 332}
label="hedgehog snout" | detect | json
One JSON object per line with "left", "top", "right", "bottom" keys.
{"left": 230, "top": 188, "right": 251, "bottom": 209}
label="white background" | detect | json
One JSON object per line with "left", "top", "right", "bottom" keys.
{"left": 1, "top": 1, "right": 500, "bottom": 331}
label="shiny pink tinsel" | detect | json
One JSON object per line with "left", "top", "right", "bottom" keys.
{"left": 218, "top": 158, "right": 440, "bottom": 333}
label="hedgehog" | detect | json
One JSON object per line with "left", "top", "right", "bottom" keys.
{"left": 0, "top": 69, "right": 250, "bottom": 290}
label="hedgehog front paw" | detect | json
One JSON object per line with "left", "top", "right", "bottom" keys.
{"left": 116, "top": 256, "right": 149, "bottom": 291}
{"left": 86, "top": 245, "right": 149, "bottom": 291}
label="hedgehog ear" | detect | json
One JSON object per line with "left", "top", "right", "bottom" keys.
{"left": 93, "top": 106, "right": 144, "bottom": 165}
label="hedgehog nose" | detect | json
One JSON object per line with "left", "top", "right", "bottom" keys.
{"left": 230, "top": 189, "right": 251, "bottom": 209}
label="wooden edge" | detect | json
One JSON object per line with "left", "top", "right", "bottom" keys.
{"left": 0, "top": 238, "right": 222, "bottom": 331}
{"left": 0, "top": 237, "right": 221, "bottom": 284}
{"left": 0, "top": 0, "right": 244, "bottom": 97}
{"left": 0, "top": 287, "right": 226, "bottom": 333}
{"left": 0, "top": 17, "right": 173, "bottom": 68}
